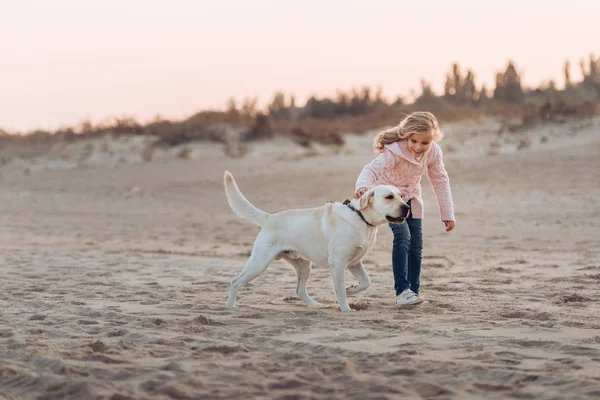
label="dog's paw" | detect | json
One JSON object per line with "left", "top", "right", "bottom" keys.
{"left": 306, "top": 302, "right": 328, "bottom": 309}
{"left": 338, "top": 304, "right": 357, "bottom": 312}
{"left": 346, "top": 285, "right": 360, "bottom": 296}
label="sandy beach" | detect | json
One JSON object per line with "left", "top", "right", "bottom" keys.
{"left": 1, "top": 117, "right": 600, "bottom": 399}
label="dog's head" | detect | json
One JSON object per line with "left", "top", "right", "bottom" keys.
{"left": 359, "top": 185, "right": 410, "bottom": 225}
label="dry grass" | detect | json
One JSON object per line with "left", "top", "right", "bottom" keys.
{"left": 1, "top": 95, "right": 598, "bottom": 153}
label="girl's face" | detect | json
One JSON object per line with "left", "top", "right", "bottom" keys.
{"left": 407, "top": 130, "right": 434, "bottom": 158}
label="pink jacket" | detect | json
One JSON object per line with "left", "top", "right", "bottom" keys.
{"left": 355, "top": 140, "right": 455, "bottom": 221}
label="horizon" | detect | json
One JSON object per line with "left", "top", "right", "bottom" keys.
{"left": 2, "top": 0, "right": 599, "bottom": 133}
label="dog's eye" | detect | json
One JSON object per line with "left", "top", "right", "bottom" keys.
{"left": 385, "top": 195, "right": 394, "bottom": 200}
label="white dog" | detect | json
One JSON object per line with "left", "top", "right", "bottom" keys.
{"left": 223, "top": 171, "right": 410, "bottom": 312}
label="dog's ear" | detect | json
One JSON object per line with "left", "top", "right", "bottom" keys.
{"left": 359, "top": 189, "right": 374, "bottom": 211}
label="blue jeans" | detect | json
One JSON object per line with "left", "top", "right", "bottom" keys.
{"left": 389, "top": 201, "right": 423, "bottom": 295}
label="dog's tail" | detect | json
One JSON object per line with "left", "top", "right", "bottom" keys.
{"left": 223, "top": 171, "right": 269, "bottom": 227}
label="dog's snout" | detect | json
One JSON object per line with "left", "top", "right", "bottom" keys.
{"left": 400, "top": 204, "right": 410, "bottom": 217}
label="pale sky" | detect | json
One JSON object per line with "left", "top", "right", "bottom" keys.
{"left": 1, "top": 0, "right": 599, "bottom": 132}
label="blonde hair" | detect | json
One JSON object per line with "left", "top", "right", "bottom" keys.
{"left": 373, "top": 111, "right": 443, "bottom": 153}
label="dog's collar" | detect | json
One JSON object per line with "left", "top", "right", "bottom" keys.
{"left": 342, "top": 199, "right": 376, "bottom": 227}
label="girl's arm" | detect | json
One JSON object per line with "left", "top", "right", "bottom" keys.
{"left": 355, "top": 149, "right": 395, "bottom": 192}
{"left": 427, "top": 146, "right": 455, "bottom": 222}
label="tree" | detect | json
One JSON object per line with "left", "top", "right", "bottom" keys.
{"left": 493, "top": 61, "right": 524, "bottom": 103}
{"left": 463, "top": 70, "right": 477, "bottom": 103}
{"left": 415, "top": 79, "right": 437, "bottom": 104}
{"left": 564, "top": 60, "right": 571, "bottom": 88}
{"left": 478, "top": 84, "right": 489, "bottom": 103}
{"left": 226, "top": 97, "right": 241, "bottom": 121}
{"left": 241, "top": 97, "right": 259, "bottom": 117}
{"left": 374, "top": 85, "right": 386, "bottom": 105}
{"left": 443, "top": 63, "right": 477, "bottom": 104}
{"left": 268, "top": 91, "right": 288, "bottom": 120}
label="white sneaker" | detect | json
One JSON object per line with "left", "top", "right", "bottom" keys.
{"left": 396, "top": 288, "right": 424, "bottom": 305}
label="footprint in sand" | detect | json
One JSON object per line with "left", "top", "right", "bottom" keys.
{"left": 140, "top": 300, "right": 160, "bottom": 305}
{"left": 434, "top": 302, "right": 457, "bottom": 311}
{"left": 80, "top": 354, "right": 126, "bottom": 364}
{"left": 201, "top": 344, "right": 249, "bottom": 355}
{"left": 78, "top": 319, "right": 100, "bottom": 325}
{"left": 555, "top": 293, "right": 592, "bottom": 303}
{"left": 107, "top": 329, "right": 128, "bottom": 337}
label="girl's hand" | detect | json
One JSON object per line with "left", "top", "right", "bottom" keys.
{"left": 354, "top": 187, "right": 368, "bottom": 199}
{"left": 443, "top": 220, "right": 455, "bottom": 232}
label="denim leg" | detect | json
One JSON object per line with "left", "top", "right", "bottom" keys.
{"left": 406, "top": 218, "right": 423, "bottom": 294}
{"left": 390, "top": 221, "right": 411, "bottom": 296}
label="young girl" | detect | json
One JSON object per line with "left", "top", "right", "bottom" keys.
{"left": 354, "top": 111, "right": 455, "bottom": 305}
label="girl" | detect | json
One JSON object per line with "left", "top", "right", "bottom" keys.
{"left": 354, "top": 111, "right": 455, "bottom": 305}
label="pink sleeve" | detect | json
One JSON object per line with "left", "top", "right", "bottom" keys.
{"left": 426, "top": 146, "right": 455, "bottom": 221}
{"left": 355, "top": 149, "right": 394, "bottom": 192}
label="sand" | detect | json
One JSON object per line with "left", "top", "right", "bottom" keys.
{"left": 1, "top": 117, "right": 600, "bottom": 399}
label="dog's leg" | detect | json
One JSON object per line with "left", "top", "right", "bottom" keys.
{"left": 226, "top": 234, "right": 278, "bottom": 309}
{"left": 282, "top": 256, "right": 323, "bottom": 308}
{"left": 346, "top": 261, "right": 371, "bottom": 296}
{"left": 330, "top": 263, "right": 353, "bottom": 312}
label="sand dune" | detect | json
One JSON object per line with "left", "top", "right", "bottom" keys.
{"left": 1, "top": 117, "right": 600, "bottom": 399}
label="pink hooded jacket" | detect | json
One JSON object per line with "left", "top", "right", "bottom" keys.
{"left": 355, "top": 139, "right": 455, "bottom": 221}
